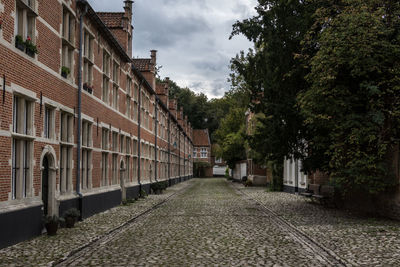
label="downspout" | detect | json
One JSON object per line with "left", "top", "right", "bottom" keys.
{"left": 167, "top": 115, "right": 171, "bottom": 186}
{"left": 76, "top": 3, "right": 87, "bottom": 216}
{"left": 183, "top": 135, "right": 185, "bottom": 179}
{"left": 178, "top": 130, "right": 181, "bottom": 180}
{"left": 154, "top": 99, "right": 158, "bottom": 182}
{"left": 137, "top": 79, "right": 143, "bottom": 193}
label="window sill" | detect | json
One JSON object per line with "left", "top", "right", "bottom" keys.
{"left": 12, "top": 132, "right": 35, "bottom": 140}
{"left": 60, "top": 141, "right": 74, "bottom": 147}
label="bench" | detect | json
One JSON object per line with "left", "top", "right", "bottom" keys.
{"left": 312, "top": 185, "right": 335, "bottom": 206}
{"left": 300, "top": 184, "right": 320, "bottom": 198}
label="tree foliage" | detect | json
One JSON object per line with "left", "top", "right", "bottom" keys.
{"left": 231, "top": 0, "right": 400, "bottom": 196}
{"left": 299, "top": 0, "right": 400, "bottom": 194}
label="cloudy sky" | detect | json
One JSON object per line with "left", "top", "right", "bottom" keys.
{"left": 87, "top": 0, "right": 256, "bottom": 99}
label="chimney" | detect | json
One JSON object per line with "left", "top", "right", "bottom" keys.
{"left": 150, "top": 50, "right": 157, "bottom": 67}
{"left": 124, "top": 0, "right": 133, "bottom": 19}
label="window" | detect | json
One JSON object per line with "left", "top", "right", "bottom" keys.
{"left": 16, "top": 0, "right": 36, "bottom": 43}
{"left": 133, "top": 102, "right": 138, "bottom": 122}
{"left": 126, "top": 77, "right": 132, "bottom": 96}
{"left": 61, "top": 6, "right": 75, "bottom": 78}
{"left": 83, "top": 60, "right": 93, "bottom": 87}
{"left": 101, "top": 128, "right": 109, "bottom": 186}
{"left": 201, "top": 148, "right": 207, "bottom": 158}
{"left": 113, "top": 61, "right": 119, "bottom": 85}
{"left": 83, "top": 30, "right": 93, "bottom": 61}
{"left": 112, "top": 132, "right": 118, "bottom": 152}
{"left": 12, "top": 95, "right": 34, "bottom": 200}
{"left": 126, "top": 95, "right": 131, "bottom": 118}
{"left": 113, "top": 85, "right": 118, "bottom": 109}
{"left": 81, "top": 121, "right": 92, "bottom": 190}
{"left": 215, "top": 158, "right": 222, "bottom": 164}
{"left": 133, "top": 83, "right": 139, "bottom": 102}
{"left": 44, "top": 106, "right": 55, "bottom": 139}
{"left": 120, "top": 135, "right": 124, "bottom": 153}
{"left": 112, "top": 154, "right": 118, "bottom": 184}
{"left": 103, "top": 50, "right": 110, "bottom": 77}
{"left": 83, "top": 30, "right": 93, "bottom": 89}
{"left": 102, "top": 76, "right": 109, "bottom": 104}
{"left": 60, "top": 111, "right": 73, "bottom": 194}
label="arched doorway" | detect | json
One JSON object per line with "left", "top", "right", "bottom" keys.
{"left": 120, "top": 160, "right": 126, "bottom": 201}
{"left": 40, "top": 146, "right": 58, "bottom": 217}
{"left": 42, "top": 156, "right": 49, "bottom": 215}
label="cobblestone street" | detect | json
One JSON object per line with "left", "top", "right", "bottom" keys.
{"left": 2, "top": 178, "right": 400, "bottom": 266}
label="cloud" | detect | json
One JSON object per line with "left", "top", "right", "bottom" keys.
{"left": 87, "top": 0, "right": 256, "bottom": 98}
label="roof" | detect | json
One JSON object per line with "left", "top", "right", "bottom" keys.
{"left": 77, "top": 0, "right": 131, "bottom": 62}
{"left": 97, "top": 12, "right": 124, "bottom": 28}
{"left": 132, "top": 58, "right": 152, "bottom": 71}
{"left": 193, "top": 129, "right": 211, "bottom": 147}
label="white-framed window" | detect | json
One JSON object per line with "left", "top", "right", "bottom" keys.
{"left": 102, "top": 76, "right": 109, "bottom": 104}
{"left": 103, "top": 50, "right": 111, "bottom": 77}
{"left": 83, "top": 30, "right": 93, "bottom": 89}
{"left": 113, "top": 60, "right": 119, "bottom": 85}
{"left": 101, "top": 128, "right": 109, "bottom": 186}
{"left": 200, "top": 148, "right": 207, "bottom": 158}
{"left": 113, "top": 85, "right": 118, "bottom": 109}
{"left": 112, "top": 154, "right": 118, "bottom": 184}
{"left": 126, "top": 95, "right": 131, "bottom": 118}
{"left": 83, "top": 30, "right": 93, "bottom": 61}
{"left": 61, "top": 5, "right": 75, "bottom": 78}
{"left": 16, "top": 0, "right": 36, "bottom": 42}
{"left": 112, "top": 132, "right": 118, "bottom": 152}
{"left": 81, "top": 120, "right": 92, "bottom": 190}
{"left": 60, "top": 111, "right": 74, "bottom": 194}
{"left": 193, "top": 148, "right": 197, "bottom": 158}
{"left": 120, "top": 135, "right": 124, "bottom": 153}
{"left": 12, "top": 95, "right": 34, "bottom": 200}
{"left": 215, "top": 158, "right": 222, "bottom": 164}
{"left": 44, "top": 105, "right": 55, "bottom": 139}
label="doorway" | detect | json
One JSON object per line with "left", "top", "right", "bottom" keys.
{"left": 42, "top": 156, "right": 49, "bottom": 215}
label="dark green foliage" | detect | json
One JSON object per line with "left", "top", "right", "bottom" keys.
{"left": 299, "top": 0, "right": 400, "bottom": 195}
{"left": 63, "top": 208, "right": 80, "bottom": 219}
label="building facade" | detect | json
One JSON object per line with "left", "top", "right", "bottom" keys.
{"left": 193, "top": 129, "right": 212, "bottom": 177}
{"left": 0, "top": 0, "right": 193, "bottom": 248}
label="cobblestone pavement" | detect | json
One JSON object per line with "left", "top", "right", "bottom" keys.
{"left": 234, "top": 183, "right": 400, "bottom": 266}
{"left": 0, "top": 181, "right": 192, "bottom": 267}
{"left": 2, "top": 179, "right": 400, "bottom": 266}
{"left": 57, "top": 179, "right": 334, "bottom": 267}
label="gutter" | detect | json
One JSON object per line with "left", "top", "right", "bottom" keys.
{"left": 76, "top": 3, "right": 88, "bottom": 218}
{"left": 137, "top": 79, "right": 143, "bottom": 193}
{"left": 154, "top": 99, "right": 158, "bottom": 182}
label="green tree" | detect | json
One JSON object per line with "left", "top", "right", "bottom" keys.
{"left": 299, "top": 0, "right": 400, "bottom": 195}
{"left": 230, "top": 0, "right": 318, "bottom": 183}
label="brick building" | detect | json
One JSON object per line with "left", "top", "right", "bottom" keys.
{"left": 0, "top": 0, "right": 193, "bottom": 248}
{"left": 193, "top": 129, "right": 212, "bottom": 177}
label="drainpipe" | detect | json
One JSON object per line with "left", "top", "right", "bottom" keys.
{"left": 167, "top": 115, "right": 171, "bottom": 186}
{"left": 76, "top": 3, "right": 87, "bottom": 217}
{"left": 178, "top": 130, "right": 181, "bottom": 181}
{"left": 154, "top": 99, "right": 158, "bottom": 182}
{"left": 137, "top": 79, "right": 143, "bottom": 195}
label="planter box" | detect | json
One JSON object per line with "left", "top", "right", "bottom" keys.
{"left": 15, "top": 43, "right": 25, "bottom": 52}
{"left": 26, "top": 48, "right": 35, "bottom": 57}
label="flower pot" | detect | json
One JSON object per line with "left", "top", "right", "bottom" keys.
{"left": 61, "top": 71, "right": 68, "bottom": 79}
{"left": 45, "top": 222, "right": 59, "bottom": 236}
{"left": 65, "top": 216, "right": 76, "bottom": 228}
{"left": 26, "top": 48, "right": 35, "bottom": 57}
{"left": 15, "top": 43, "right": 25, "bottom": 52}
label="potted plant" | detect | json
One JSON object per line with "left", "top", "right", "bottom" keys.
{"left": 61, "top": 66, "right": 70, "bottom": 78}
{"left": 63, "top": 208, "right": 80, "bottom": 228}
{"left": 25, "top": 36, "right": 38, "bottom": 57}
{"left": 15, "top": 35, "right": 25, "bottom": 51}
{"left": 151, "top": 182, "right": 161, "bottom": 194}
{"left": 43, "top": 215, "right": 61, "bottom": 236}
